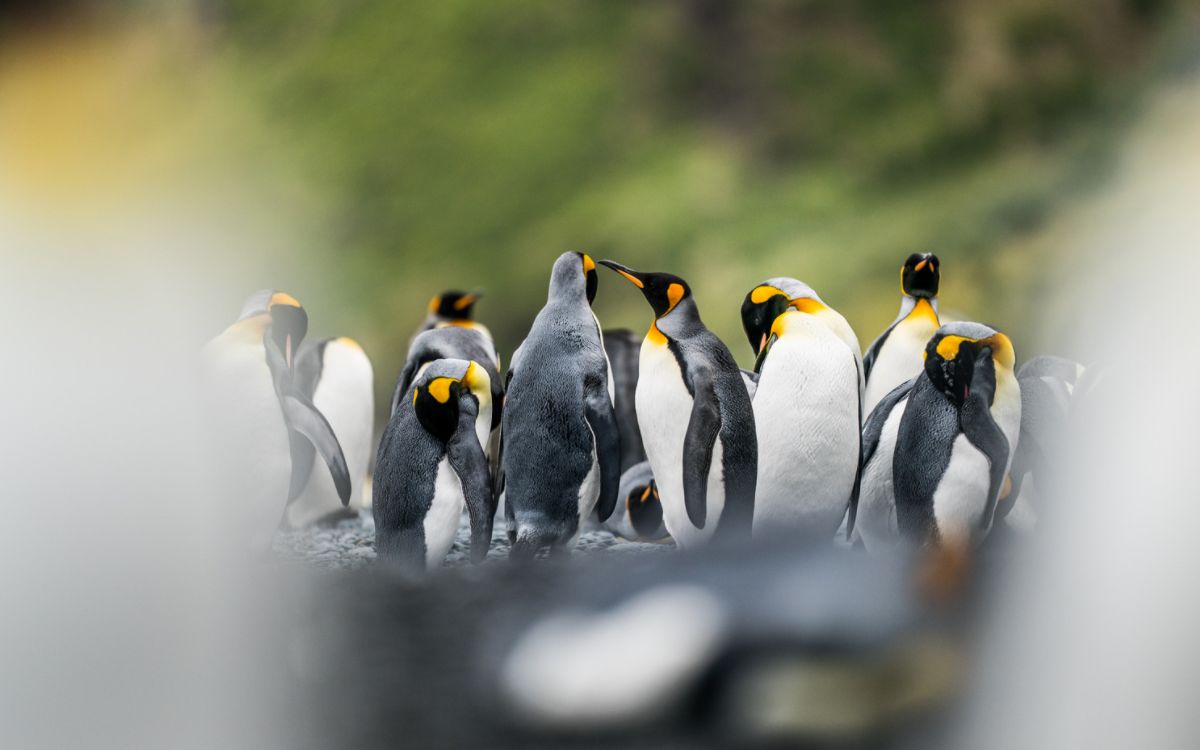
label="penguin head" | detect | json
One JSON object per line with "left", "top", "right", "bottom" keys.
{"left": 428, "top": 289, "right": 484, "bottom": 321}
{"left": 627, "top": 479, "right": 666, "bottom": 541}
{"left": 410, "top": 358, "right": 491, "bottom": 442}
{"left": 237, "top": 289, "right": 308, "bottom": 368}
{"left": 924, "top": 322, "right": 1015, "bottom": 405}
{"left": 901, "top": 253, "right": 940, "bottom": 299}
{"left": 548, "top": 252, "right": 599, "bottom": 306}
{"left": 740, "top": 278, "right": 826, "bottom": 357}
{"left": 598, "top": 260, "right": 692, "bottom": 319}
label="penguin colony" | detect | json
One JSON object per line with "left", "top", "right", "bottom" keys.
{"left": 209, "top": 252, "right": 1077, "bottom": 568}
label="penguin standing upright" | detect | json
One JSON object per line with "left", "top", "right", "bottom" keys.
{"left": 740, "top": 278, "right": 864, "bottom": 540}
{"left": 600, "top": 260, "right": 756, "bottom": 549}
{"left": 286, "top": 336, "right": 375, "bottom": 526}
{"left": 863, "top": 253, "right": 942, "bottom": 416}
{"left": 373, "top": 358, "right": 495, "bottom": 569}
{"left": 856, "top": 322, "right": 1020, "bottom": 550}
{"left": 501, "top": 252, "right": 621, "bottom": 558}
{"left": 204, "top": 290, "right": 350, "bottom": 548}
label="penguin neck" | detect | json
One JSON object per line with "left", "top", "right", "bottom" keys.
{"left": 650, "top": 298, "right": 703, "bottom": 344}
{"left": 896, "top": 295, "right": 939, "bottom": 325}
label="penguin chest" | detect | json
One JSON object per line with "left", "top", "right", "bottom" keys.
{"left": 753, "top": 324, "right": 860, "bottom": 537}
{"left": 857, "top": 397, "right": 909, "bottom": 552}
{"left": 931, "top": 435, "right": 992, "bottom": 543}
{"left": 424, "top": 457, "right": 466, "bottom": 568}
{"left": 865, "top": 316, "right": 939, "bottom": 413}
{"left": 635, "top": 341, "right": 724, "bottom": 548}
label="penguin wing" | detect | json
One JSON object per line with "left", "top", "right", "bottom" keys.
{"left": 861, "top": 378, "right": 915, "bottom": 471}
{"left": 846, "top": 356, "right": 866, "bottom": 539}
{"left": 960, "top": 354, "right": 1010, "bottom": 534}
{"left": 448, "top": 397, "right": 494, "bottom": 564}
{"left": 584, "top": 369, "right": 622, "bottom": 523}
{"left": 281, "top": 394, "right": 352, "bottom": 505}
{"left": 862, "top": 323, "right": 896, "bottom": 383}
{"left": 286, "top": 430, "right": 317, "bottom": 501}
{"left": 682, "top": 368, "right": 722, "bottom": 529}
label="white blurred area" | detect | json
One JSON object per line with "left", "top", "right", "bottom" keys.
{"left": 0, "top": 11, "right": 309, "bottom": 750}
{"left": 963, "top": 73, "right": 1200, "bottom": 748}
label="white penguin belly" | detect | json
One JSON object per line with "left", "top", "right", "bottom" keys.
{"left": 636, "top": 340, "right": 724, "bottom": 549}
{"left": 753, "top": 325, "right": 859, "bottom": 539}
{"left": 932, "top": 435, "right": 992, "bottom": 544}
{"left": 204, "top": 330, "right": 293, "bottom": 549}
{"left": 288, "top": 341, "right": 375, "bottom": 526}
{"left": 865, "top": 319, "right": 938, "bottom": 416}
{"left": 424, "top": 458, "right": 465, "bottom": 568}
{"left": 857, "top": 396, "right": 908, "bottom": 552}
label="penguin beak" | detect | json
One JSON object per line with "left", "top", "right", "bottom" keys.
{"left": 915, "top": 259, "right": 929, "bottom": 272}
{"left": 455, "top": 289, "right": 484, "bottom": 311}
{"left": 758, "top": 333, "right": 767, "bottom": 354}
{"left": 598, "top": 260, "right": 645, "bottom": 289}
{"left": 285, "top": 334, "right": 293, "bottom": 369}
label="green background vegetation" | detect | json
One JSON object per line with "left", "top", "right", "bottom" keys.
{"left": 211, "top": 0, "right": 1194, "bottom": 411}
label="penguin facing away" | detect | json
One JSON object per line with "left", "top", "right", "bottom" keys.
{"left": 501, "top": 252, "right": 621, "bottom": 559}
{"left": 204, "top": 290, "right": 350, "bottom": 548}
{"left": 604, "top": 460, "right": 670, "bottom": 542}
{"left": 373, "top": 358, "right": 495, "bottom": 569}
{"left": 863, "top": 253, "right": 942, "bottom": 417}
{"left": 740, "top": 278, "right": 864, "bottom": 540}
{"left": 286, "top": 336, "right": 375, "bottom": 526}
{"left": 415, "top": 289, "right": 495, "bottom": 349}
{"left": 600, "top": 260, "right": 757, "bottom": 549}
{"left": 856, "top": 322, "right": 1021, "bottom": 551}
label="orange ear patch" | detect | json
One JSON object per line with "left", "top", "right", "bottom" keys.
{"left": 666, "top": 283, "right": 684, "bottom": 312}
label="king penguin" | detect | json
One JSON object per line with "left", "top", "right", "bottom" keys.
{"left": 862, "top": 253, "right": 942, "bottom": 417}
{"left": 603, "top": 460, "right": 669, "bottom": 542}
{"left": 740, "top": 278, "right": 864, "bottom": 540}
{"left": 203, "top": 290, "right": 351, "bottom": 548}
{"left": 286, "top": 336, "right": 375, "bottom": 526}
{"left": 600, "top": 260, "right": 756, "bottom": 549}
{"left": 415, "top": 289, "right": 495, "bottom": 348}
{"left": 501, "top": 252, "right": 621, "bottom": 559}
{"left": 373, "top": 358, "right": 495, "bottom": 569}
{"left": 856, "top": 322, "right": 1021, "bottom": 551}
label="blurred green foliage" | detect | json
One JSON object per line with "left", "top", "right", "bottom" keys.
{"left": 218, "top": 0, "right": 1188, "bottom": 414}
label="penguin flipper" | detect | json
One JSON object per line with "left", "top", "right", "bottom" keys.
{"left": 584, "top": 371, "right": 621, "bottom": 523}
{"left": 861, "top": 377, "right": 915, "bottom": 470}
{"left": 448, "top": 397, "right": 494, "bottom": 564}
{"left": 390, "top": 357, "right": 422, "bottom": 417}
{"left": 286, "top": 430, "right": 317, "bottom": 501}
{"left": 282, "top": 394, "right": 352, "bottom": 505}
{"left": 682, "top": 370, "right": 721, "bottom": 529}
{"left": 846, "top": 356, "right": 866, "bottom": 539}
{"left": 862, "top": 322, "right": 895, "bottom": 383}
{"left": 960, "top": 353, "right": 1010, "bottom": 534}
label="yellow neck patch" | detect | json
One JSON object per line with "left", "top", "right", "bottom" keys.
{"left": 335, "top": 336, "right": 362, "bottom": 351}
{"left": 647, "top": 321, "right": 667, "bottom": 346}
{"left": 907, "top": 298, "right": 940, "bottom": 325}
{"left": 665, "top": 283, "right": 684, "bottom": 314}
{"left": 582, "top": 254, "right": 596, "bottom": 274}
{"left": 789, "top": 297, "right": 826, "bottom": 314}
{"left": 269, "top": 291, "right": 301, "bottom": 309}
{"left": 463, "top": 361, "right": 491, "bottom": 402}
{"left": 427, "top": 377, "right": 457, "bottom": 404}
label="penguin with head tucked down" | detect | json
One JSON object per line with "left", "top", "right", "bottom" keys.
{"left": 286, "top": 335, "right": 375, "bottom": 526}
{"left": 856, "top": 322, "right": 1021, "bottom": 551}
{"left": 604, "top": 461, "right": 669, "bottom": 542}
{"left": 501, "top": 252, "right": 621, "bottom": 559}
{"left": 740, "top": 278, "right": 864, "bottom": 540}
{"left": 863, "top": 253, "right": 942, "bottom": 417}
{"left": 373, "top": 358, "right": 495, "bottom": 569}
{"left": 600, "top": 260, "right": 756, "bottom": 549}
{"left": 415, "top": 289, "right": 495, "bottom": 349}
{"left": 204, "top": 289, "right": 351, "bottom": 548}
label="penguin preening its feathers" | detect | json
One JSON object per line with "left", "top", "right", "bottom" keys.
{"left": 863, "top": 253, "right": 942, "bottom": 416}
{"left": 205, "top": 289, "right": 351, "bottom": 548}
{"left": 374, "top": 358, "right": 495, "bottom": 569}
{"left": 739, "top": 278, "right": 864, "bottom": 541}
{"left": 600, "top": 259, "right": 756, "bottom": 548}
{"left": 501, "top": 252, "right": 620, "bottom": 558}
{"left": 856, "top": 321, "right": 1020, "bottom": 550}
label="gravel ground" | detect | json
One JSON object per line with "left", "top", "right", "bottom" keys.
{"left": 273, "top": 507, "right": 672, "bottom": 570}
